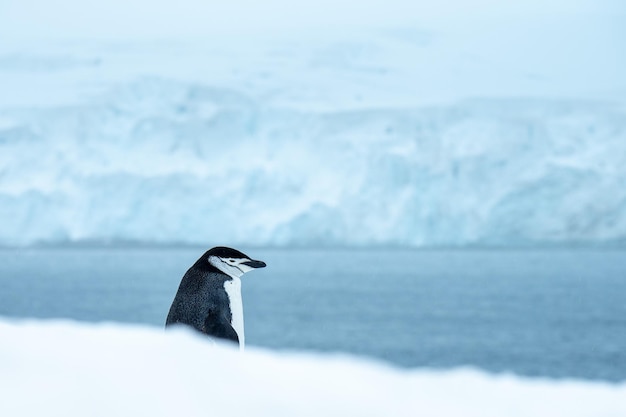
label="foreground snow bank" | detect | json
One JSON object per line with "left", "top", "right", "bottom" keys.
{"left": 0, "top": 320, "right": 624, "bottom": 417}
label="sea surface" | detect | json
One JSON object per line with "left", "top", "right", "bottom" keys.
{"left": 1, "top": 248, "right": 625, "bottom": 382}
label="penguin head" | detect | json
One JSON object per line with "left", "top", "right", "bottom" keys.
{"left": 204, "top": 246, "right": 266, "bottom": 279}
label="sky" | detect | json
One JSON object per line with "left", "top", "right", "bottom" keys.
{"left": 1, "top": 0, "right": 624, "bottom": 39}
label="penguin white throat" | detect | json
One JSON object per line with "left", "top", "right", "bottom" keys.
{"left": 223, "top": 275, "right": 244, "bottom": 349}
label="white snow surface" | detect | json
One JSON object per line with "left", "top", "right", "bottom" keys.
{"left": 1, "top": 319, "right": 625, "bottom": 417}
{"left": 0, "top": 1, "right": 625, "bottom": 247}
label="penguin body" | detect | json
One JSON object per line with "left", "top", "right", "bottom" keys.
{"left": 165, "top": 246, "right": 266, "bottom": 348}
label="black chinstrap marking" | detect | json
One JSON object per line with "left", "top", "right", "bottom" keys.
{"left": 217, "top": 257, "right": 244, "bottom": 274}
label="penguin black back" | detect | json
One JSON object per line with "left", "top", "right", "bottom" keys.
{"left": 166, "top": 258, "right": 238, "bottom": 343}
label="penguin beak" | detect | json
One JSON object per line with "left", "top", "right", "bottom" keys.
{"left": 242, "top": 259, "right": 266, "bottom": 269}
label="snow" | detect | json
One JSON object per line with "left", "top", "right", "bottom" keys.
{"left": 0, "top": 1, "right": 625, "bottom": 247}
{"left": 0, "top": 319, "right": 624, "bottom": 417}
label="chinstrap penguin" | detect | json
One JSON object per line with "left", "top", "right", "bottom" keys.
{"left": 165, "top": 246, "right": 266, "bottom": 349}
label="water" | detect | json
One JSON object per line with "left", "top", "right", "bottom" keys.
{"left": 1, "top": 248, "right": 625, "bottom": 382}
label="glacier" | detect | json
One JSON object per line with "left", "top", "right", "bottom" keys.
{"left": 0, "top": 1, "right": 625, "bottom": 248}
{"left": 1, "top": 319, "right": 625, "bottom": 417}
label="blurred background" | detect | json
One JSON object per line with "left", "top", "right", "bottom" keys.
{"left": 0, "top": 0, "right": 625, "bottom": 381}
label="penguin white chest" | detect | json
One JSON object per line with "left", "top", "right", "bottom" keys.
{"left": 223, "top": 277, "right": 245, "bottom": 349}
